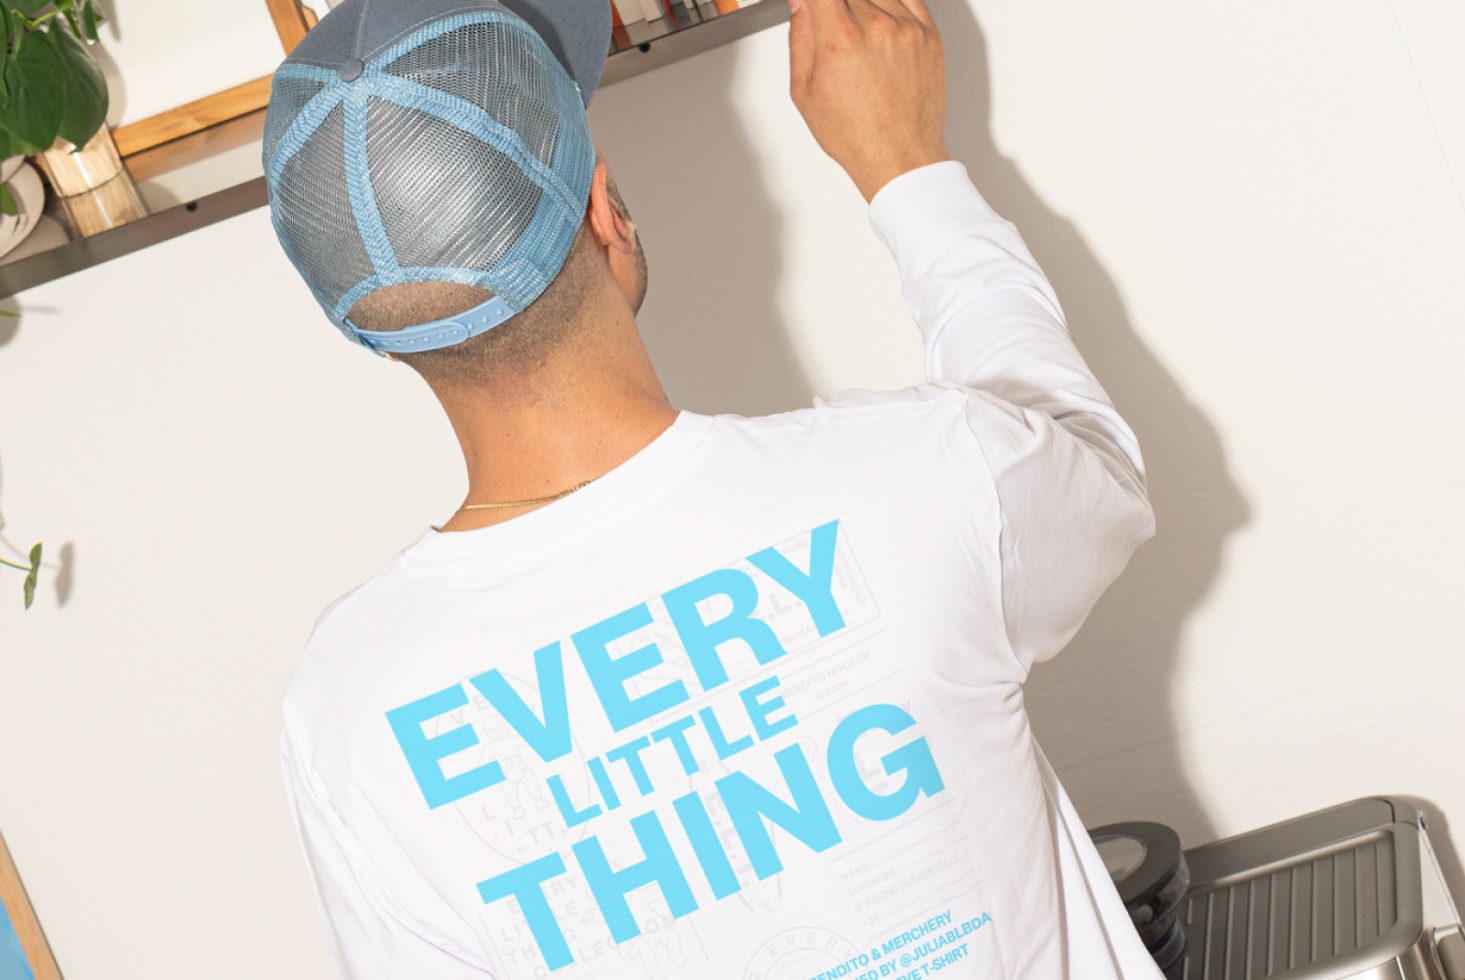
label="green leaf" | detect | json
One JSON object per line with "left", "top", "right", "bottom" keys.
{"left": 0, "top": 5, "right": 19, "bottom": 109}
{"left": 22, "top": 541, "right": 40, "bottom": 610}
{"left": 0, "top": 21, "right": 63, "bottom": 149}
{"left": 10, "top": 0, "right": 50, "bottom": 16}
{"left": 48, "top": 20, "right": 103, "bottom": 147}
{"left": 0, "top": 182, "right": 15, "bottom": 216}
{"left": 80, "top": 0, "right": 97, "bottom": 42}
{"left": 3, "top": 11, "right": 25, "bottom": 77}
{"left": 0, "top": 124, "right": 39, "bottom": 157}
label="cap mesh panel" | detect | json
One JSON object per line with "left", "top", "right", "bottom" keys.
{"left": 272, "top": 105, "right": 375, "bottom": 310}
{"left": 365, "top": 98, "right": 543, "bottom": 275}
{"left": 382, "top": 21, "right": 562, "bottom": 167}
{"left": 263, "top": 75, "right": 325, "bottom": 170}
{"left": 262, "top": 3, "right": 598, "bottom": 346}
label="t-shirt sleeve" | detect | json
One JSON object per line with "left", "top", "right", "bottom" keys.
{"left": 280, "top": 730, "right": 493, "bottom": 979}
{"left": 869, "top": 161, "right": 1157, "bottom": 674}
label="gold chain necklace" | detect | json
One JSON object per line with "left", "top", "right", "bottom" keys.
{"left": 458, "top": 479, "right": 595, "bottom": 512}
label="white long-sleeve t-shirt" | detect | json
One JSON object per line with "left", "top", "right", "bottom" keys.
{"left": 280, "top": 160, "right": 1161, "bottom": 979}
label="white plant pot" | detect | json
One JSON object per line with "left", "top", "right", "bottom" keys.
{"left": 0, "top": 162, "right": 46, "bottom": 260}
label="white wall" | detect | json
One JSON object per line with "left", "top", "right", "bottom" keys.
{"left": 3, "top": 2, "right": 1464, "bottom": 977}
{"left": 90, "top": 0, "right": 285, "bottom": 127}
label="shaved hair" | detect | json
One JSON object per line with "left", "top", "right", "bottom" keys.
{"left": 347, "top": 179, "right": 642, "bottom": 389}
{"left": 348, "top": 222, "right": 600, "bottom": 387}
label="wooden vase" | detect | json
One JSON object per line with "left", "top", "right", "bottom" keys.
{"left": 34, "top": 128, "right": 148, "bottom": 237}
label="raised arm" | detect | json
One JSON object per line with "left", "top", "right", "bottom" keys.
{"left": 789, "top": 0, "right": 1155, "bottom": 673}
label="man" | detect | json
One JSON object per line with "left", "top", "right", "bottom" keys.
{"left": 266, "top": 0, "right": 1159, "bottom": 976}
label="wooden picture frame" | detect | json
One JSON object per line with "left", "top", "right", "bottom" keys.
{"left": 0, "top": 832, "right": 61, "bottom": 980}
{"left": 114, "top": 0, "right": 317, "bottom": 183}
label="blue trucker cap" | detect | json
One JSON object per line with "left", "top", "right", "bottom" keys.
{"left": 262, "top": 0, "right": 612, "bottom": 354}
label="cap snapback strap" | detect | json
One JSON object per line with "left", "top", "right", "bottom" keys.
{"left": 346, "top": 293, "right": 518, "bottom": 354}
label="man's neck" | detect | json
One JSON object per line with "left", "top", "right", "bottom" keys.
{"left": 433, "top": 350, "right": 678, "bottom": 533}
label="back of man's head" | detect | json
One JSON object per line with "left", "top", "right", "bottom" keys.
{"left": 261, "top": 0, "right": 614, "bottom": 384}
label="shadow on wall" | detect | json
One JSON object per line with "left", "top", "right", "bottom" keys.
{"left": 590, "top": 42, "right": 813, "bottom": 416}
{"left": 934, "top": 2, "right": 1251, "bottom": 841}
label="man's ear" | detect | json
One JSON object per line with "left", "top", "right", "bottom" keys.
{"left": 586, "top": 156, "right": 635, "bottom": 256}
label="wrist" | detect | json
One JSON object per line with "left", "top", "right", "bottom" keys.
{"left": 853, "top": 146, "right": 953, "bottom": 202}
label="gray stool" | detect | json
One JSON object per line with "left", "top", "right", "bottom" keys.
{"left": 1171, "top": 797, "right": 1465, "bottom": 979}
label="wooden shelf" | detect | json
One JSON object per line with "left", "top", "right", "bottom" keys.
{"left": 113, "top": 76, "right": 273, "bottom": 161}
{"left": 0, "top": 1, "right": 789, "bottom": 299}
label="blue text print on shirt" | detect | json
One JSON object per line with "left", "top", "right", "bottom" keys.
{"left": 383, "top": 519, "right": 947, "bottom": 970}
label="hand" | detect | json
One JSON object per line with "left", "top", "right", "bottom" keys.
{"left": 788, "top": 0, "right": 951, "bottom": 202}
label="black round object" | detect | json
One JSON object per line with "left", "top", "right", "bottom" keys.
{"left": 1089, "top": 821, "right": 1190, "bottom": 970}
{"left": 1146, "top": 919, "right": 1186, "bottom": 972}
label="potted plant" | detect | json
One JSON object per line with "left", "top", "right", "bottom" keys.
{"left": 0, "top": 0, "right": 129, "bottom": 244}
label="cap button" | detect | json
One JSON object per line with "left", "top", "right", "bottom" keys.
{"left": 338, "top": 58, "right": 365, "bottom": 82}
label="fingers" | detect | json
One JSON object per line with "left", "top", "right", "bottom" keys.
{"left": 801, "top": 0, "right": 853, "bottom": 42}
{"left": 788, "top": 0, "right": 815, "bottom": 88}
{"left": 850, "top": 0, "right": 935, "bottom": 31}
{"left": 849, "top": 0, "right": 905, "bottom": 22}
{"left": 791, "top": 0, "right": 854, "bottom": 93}
{"left": 791, "top": 0, "right": 940, "bottom": 101}
{"left": 893, "top": 0, "right": 936, "bottom": 30}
